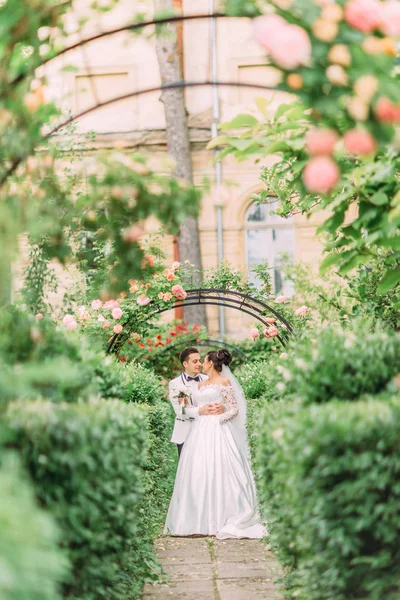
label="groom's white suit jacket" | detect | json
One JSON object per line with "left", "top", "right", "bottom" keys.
{"left": 168, "top": 373, "right": 208, "bottom": 444}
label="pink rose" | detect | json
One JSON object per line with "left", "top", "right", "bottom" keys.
{"left": 36, "top": 313, "right": 43, "bottom": 320}
{"left": 280, "top": 352, "right": 289, "bottom": 359}
{"left": 62, "top": 314, "right": 75, "bottom": 325}
{"left": 374, "top": 97, "right": 400, "bottom": 123}
{"left": 253, "top": 15, "right": 311, "bottom": 70}
{"left": 91, "top": 299, "right": 103, "bottom": 310}
{"left": 250, "top": 327, "right": 259, "bottom": 340}
{"left": 137, "top": 295, "right": 151, "bottom": 306}
{"left": 184, "top": 259, "right": 190, "bottom": 264}
{"left": 66, "top": 319, "right": 78, "bottom": 331}
{"left": 79, "top": 311, "right": 90, "bottom": 322}
{"left": 113, "top": 324, "right": 123, "bottom": 334}
{"left": 381, "top": 1, "right": 400, "bottom": 37}
{"left": 343, "top": 129, "right": 377, "bottom": 155}
{"left": 264, "top": 326, "right": 279, "bottom": 338}
{"left": 122, "top": 224, "right": 143, "bottom": 243}
{"left": 275, "top": 295, "right": 289, "bottom": 304}
{"left": 295, "top": 305, "right": 309, "bottom": 317}
{"left": 111, "top": 307, "right": 123, "bottom": 320}
{"left": 344, "top": 0, "right": 382, "bottom": 32}
{"left": 303, "top": 156, "right": 340, "bottom": 194}
{"left": 98, "top": 315, "right": 105, "bottom": 323}
{"left": 171, "top": 285, "right": 187, "bottom": 300}
{"left": 306, "top": 128, "right": 338, "bottom": 155}
{"left": 163, "top": 292, "right": 172, "bottom": 301}
{"left": 104, "top": 299, "right": 119, "bottom": 310}
{"left": 265, "top": 317, "right": 276, "bottom": 324}
{"left": 171, "top": 261, "right": 180, "bottom": 270}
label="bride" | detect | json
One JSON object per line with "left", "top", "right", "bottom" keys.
{"left": 164, "top": 349, "right": 266, "bottom": 539}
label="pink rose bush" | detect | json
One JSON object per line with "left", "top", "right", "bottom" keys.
{"left": 295, "top": 305, "right": 309, "bottom": 317}
{"left": 111, "top": 307, "right": 123, "bottom": 320}
{"left": 343, "top": 129, "right": 377, "bottom": 155}
{"left": 253, "top": 15, "right": 312, "bottom": 70}
{"left": 91, "top": 299, "right": 103, "bottom": 310}
{"left": 306, "top": 129, "right": 338, "bottom": 156}
{"left": 303, "top": 156, "right": 340, "bottom": 194}
{"left": 344, "top": 0, "right": 382, "bottom": 33}
{"left": 113, "top": 324, "right": 123, "bottom": 334}
{"left": 171, "top": 285, "right": 187, "bottom": 300}
{"left": 137, "top": 295, "right": 151, "bottom": 306}
{"left": 250, "top": 327, "right": 259, "bottom": 340}
{"left": 63, "top": 314, "right": 78, "bottom": 331}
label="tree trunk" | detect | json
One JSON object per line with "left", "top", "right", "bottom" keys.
{"left": 154, "top": 0, "right": 207, "bottom": 327}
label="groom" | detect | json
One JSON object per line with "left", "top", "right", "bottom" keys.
{"left": 168, "top": 347, "right": 225, "bottom": 458}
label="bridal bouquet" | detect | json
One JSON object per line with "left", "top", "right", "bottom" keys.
{"left": 171, "top": 385, "right": 193, "bottom": 415}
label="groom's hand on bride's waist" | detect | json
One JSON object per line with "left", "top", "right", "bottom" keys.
{"left": 199, "top": 403, "right": 225, "bottom": 416}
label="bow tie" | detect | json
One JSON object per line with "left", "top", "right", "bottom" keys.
{"left": 186, "top": 375, "right": 200, "bottom": 382}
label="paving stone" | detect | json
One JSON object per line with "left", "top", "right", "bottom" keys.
{"left": 156, "top": 537, "right": 211, "bottom": 564}
{"left": 143, "top": 579, "right": 214, "bottom": 595}
{"left": 217, "top": 561, "right": 270, "bottom": 579}
{"left": 162, "top": 563, "right": 214, "bottom": 581}
{"left": 214, "top": 539, "right": 267, "bottom": 563}
{"left": 217, "top": 576, "right": 284, "bottom": 596}
{"left": 142, "top": 536, "right": 284, "bottom": 599}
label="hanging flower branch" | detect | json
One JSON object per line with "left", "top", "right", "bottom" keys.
{"left": 219, "top": 0, "right": 400, "bottom": 292}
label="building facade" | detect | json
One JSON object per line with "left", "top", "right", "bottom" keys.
{"left": 36, "top": 0, "right": 325, "bottom": 336}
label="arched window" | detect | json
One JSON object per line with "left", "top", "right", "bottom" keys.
{"left": 245, "top": 198, "right": 295, "bottom": 296}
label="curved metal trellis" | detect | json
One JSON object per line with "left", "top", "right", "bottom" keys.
{"left": 156, "top": 338, "right": 248, "bottom": 362}
{"left": 107, "top": 288, "right": 294, "bottom": 354}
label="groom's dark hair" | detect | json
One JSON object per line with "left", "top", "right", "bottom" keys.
{"left": 180, "top": 347, "right": 199, "bottom": 366}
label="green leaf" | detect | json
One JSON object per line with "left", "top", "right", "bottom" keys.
{"left": 220, "top": 114, "right": 259, "bottom": 130}
{"left": 320, "top": 252, "right": 341, "bottom": 274}
{"left": 263, "top": 140, "right": 291, "bottom": 154}
{"left": 369, "top": 191, "right": 389, "bottom": 206}
{"left": 255, "top": 96, "right": 271, "bottom": 118}
{"left": 206, "top": 135, "right": 230, "bottom": 150}
{"left": 377, "top": 270, "right": 400, "bottom": 294}
{"left": 377, "top": 237, "right": 400, "bottom": 251}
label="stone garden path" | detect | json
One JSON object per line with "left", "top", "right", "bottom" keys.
{"left": 142, "top": 537, "right": 284, "bottom": 600}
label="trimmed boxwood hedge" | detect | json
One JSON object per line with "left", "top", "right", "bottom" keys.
{"left": 6, "top": 398, "right": 148, "bottom": 600}
{"left": 0, "top": 451, "right": 68, "bottom": 600}
{"left": 279, "top": 323, "right": 400, "bottom": 404}
{"left": 258, "top": 393, "right": 400, "bottom": 600}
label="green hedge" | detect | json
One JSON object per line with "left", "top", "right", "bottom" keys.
{"left": 258, "top": 393, "right": 400, "bottom": 600}
{"left": 0, "top": 452, "right": 68, "bottom": 600}
{"left": 236, "top": 358, "right": 282, "bottom": 401}
{"left": 137, "top": 401, "right": 176, "bottom": 540}
{"left": 123, "top": 363, "right": 166, "bottom": 405}
{"left": 6, "top": 398, "right": 148, "bottom": 600}
{"left": 280, "top": 323, "right": 400, "bottom": 404}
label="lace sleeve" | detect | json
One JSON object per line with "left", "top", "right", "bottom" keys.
{"left": 219, "top": 385, "right": 239, "bottom": 424}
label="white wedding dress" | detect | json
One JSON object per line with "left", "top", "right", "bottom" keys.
{"left": 164, "top": 383, "right": 266, "bottom": 539}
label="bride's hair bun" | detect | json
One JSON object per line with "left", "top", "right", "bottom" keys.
{"left": 217, "top": 349, "right": 232, "bottom": 367}
{"left": 207, "top": 348, "right": 232, "bottom": 372}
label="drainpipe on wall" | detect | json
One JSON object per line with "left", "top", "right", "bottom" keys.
{"left": 209, "top": 0, "right": 226, "bottom": 339}
{"left": 173, "top": 0, "right": 184, "bottom": 322}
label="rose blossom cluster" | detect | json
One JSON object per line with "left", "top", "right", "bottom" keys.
{"left": 252, "top": 4, "right": 400, "bottom": 196}
{"left": 303, "top": 124, "right": 379, "bottom": 193}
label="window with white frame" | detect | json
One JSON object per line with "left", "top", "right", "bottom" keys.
{"left": 245, "top": 198, "right": 295, "bottom": 296}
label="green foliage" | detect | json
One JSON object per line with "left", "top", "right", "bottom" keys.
{"left": 6, "top": 398, "right": 148, "bottom": 600}
{"left": 0, "top": 451, "right": 68, "bottom": 600}
{"left": 122, "top": 363, "right": 166, "bottom": 405}
{"left": 258, "top": 393, "right": 400, "bottom": 600}
{"left": 139, "top": 402, "right": 176, "bottom": 540}
{"left": 280, "top": 322, "right": 400, "bottom": 404}
{"left": 21, "top": 244, "right": 58, "bottom": 314}
{"left": 218, "top": 0, "right": 400, "bottom": 291}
